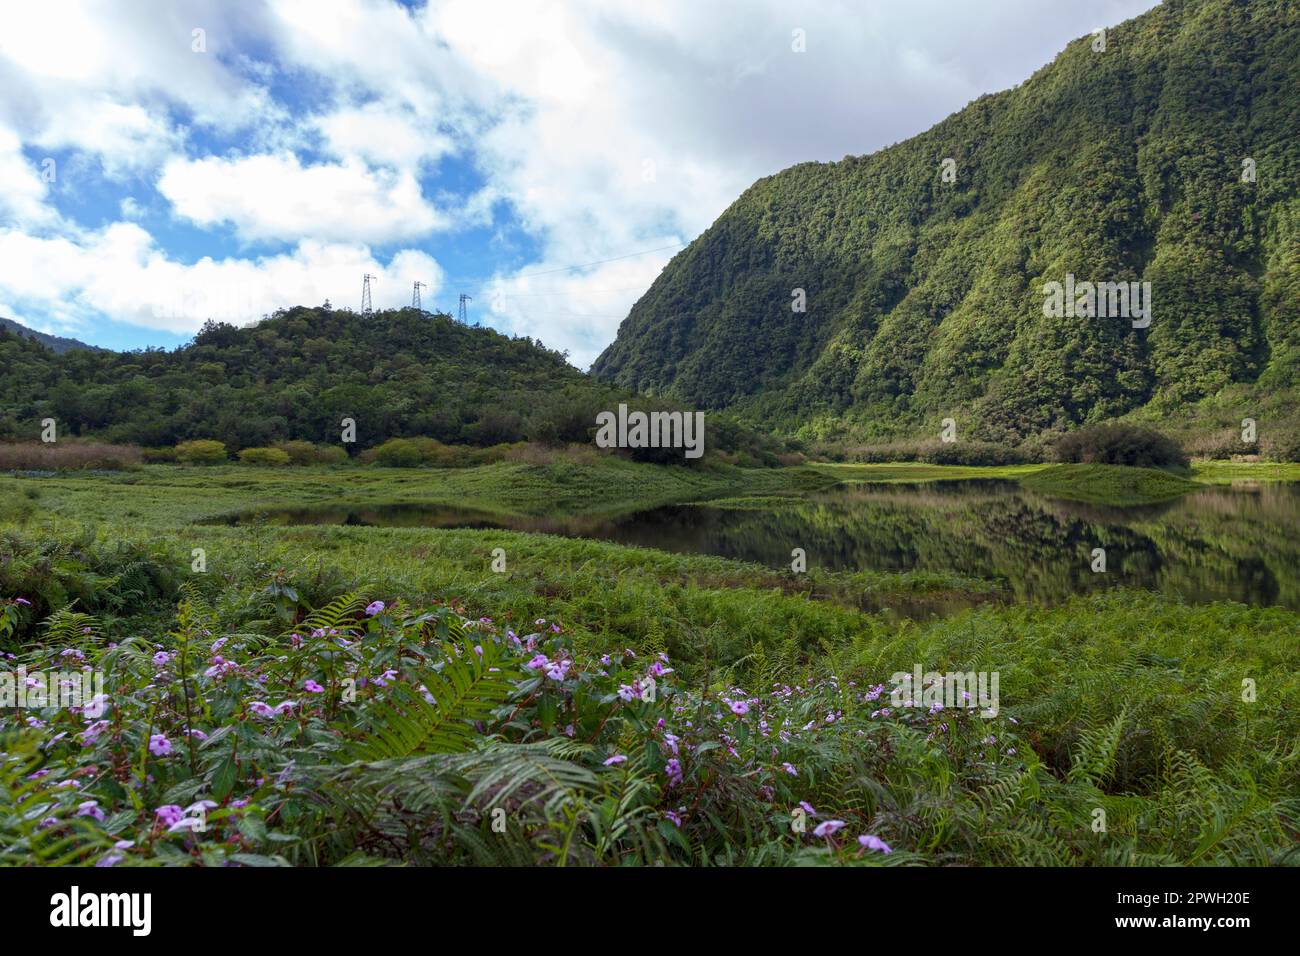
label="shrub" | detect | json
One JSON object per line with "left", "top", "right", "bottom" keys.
{"left": 238, "top": 447, "right": 292, "bottom": 467}
{"left": 1182, "top": 430, "right": 1257, "bottom": 460}
{"left": 1262, "top": 432, "right": 1300, "bottom": 462}
{"left": 274, "top": 440, "right": 349, "bottom": 465}
{"left": 917, "top": 440, "right": 1028, "bottom": 466}
{"left": 141, "top": 446, "right": 178, "bottom": 463}
{"left": 174, "top": 439, "right": 228, "bottom": 465}
{"left": 0, "top": 441, "right": 142, "bottom": 471}
{"left": 1054, "top": 424, "right": 1188, "bottom": 469}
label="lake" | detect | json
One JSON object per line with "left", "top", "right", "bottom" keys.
{"left": 215, "top": 479, "right": 1300, "bottom": 610}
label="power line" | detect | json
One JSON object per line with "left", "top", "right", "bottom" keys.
{"left": 437, "top": 241, "right": 688, "bottom": 289}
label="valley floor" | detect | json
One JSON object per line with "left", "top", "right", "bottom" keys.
{"left": 1, "top": 458, "right": 1297, "bottom": 865}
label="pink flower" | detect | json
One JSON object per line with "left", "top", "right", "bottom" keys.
{"left": 603, "top": 754, "right": 627, "bottom": 766}
{"left": 858, "top": 834, "right": 893, "bottom": 854}
{"left": 729, "top": 700, "right": 749, "bottom": 716}
{"left": 249, "top": 701, "right": 275, "bottom": 719}
{"left": 304, "top": 679, "right": 325, "bottom": 693}
{"left": 148, "top": 734, "right": 172, "bottom": 756}
{"left": 781, "top": 762, "right": 797, "bottom": 776}
{"left": 665, "top": 758, "right": 683, "bottom": 786}
{"left": 526, "top": 654, "right": 550, "bottom": 671}
{"left": 155, "top": 804, "right": 185, "bottom": 828}
{"left": 76, "top": 800, "right": 105, "bottom": 822}
{"left": 813, "top": 819, "right": 846, "bottom": 838}
{"left": 365, "top": 601, "right": 386, "bottom": 616}
{"left": 544, "top": 659, "right": 571, "bottom": 681}
{"left": 799, "top": 801, "right": 817, "bottom": 817}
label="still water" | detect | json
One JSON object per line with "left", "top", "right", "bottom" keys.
{"left": 218, "top": 480, "right": 1300, "bottom": 609}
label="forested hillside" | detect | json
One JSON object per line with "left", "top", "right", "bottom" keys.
{"left": 0, "top": 317, "right": 97, "bottom": 355}
{"left": 592, "top": 0, "right": 1300, "bottom": 445}
{"left": 0, "top": 306, "right": 608, "bottom": 450}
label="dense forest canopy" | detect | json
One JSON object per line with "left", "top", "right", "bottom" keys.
{"left": 0, "top": 306, "right": 607, "bottom": 450}
{"left": 592, "top": 0, "right": 1300, "bottom": 444}
{"left": 0, "top": 306, "right": 784, "bottom": 462}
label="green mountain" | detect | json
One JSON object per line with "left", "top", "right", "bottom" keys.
{"left": 593, "top": 0, "right": 1300, "bottom": 446}
{"left": 0, "top": 306, "right": 604, "bottom": 450}
{"left": 0, "top": 317, "right": 98, "bottom": 354}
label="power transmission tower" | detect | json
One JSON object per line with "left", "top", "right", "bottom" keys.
{"left": 458, "top": 293, "right": 472, "bottom": 325}
{"left": 412, "top": 281, "right": 427, "bottom": 310}
{"left": 361, "top": 274, "right": 376, "bottom": 314}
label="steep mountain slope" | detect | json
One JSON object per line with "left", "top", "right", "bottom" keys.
{"left": 593, "top": 0, "right": 1300, "bottom": 444}
{"left": 0, "top": 317, "right": 98, "bottom": 354}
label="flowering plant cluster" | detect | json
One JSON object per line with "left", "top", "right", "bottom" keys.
{"left": 1, "top": 585, "right": 1032, "bottom": 866}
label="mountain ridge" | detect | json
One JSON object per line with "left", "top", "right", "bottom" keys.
{"left": 0, "top": 317, "right": 99, "bottom": 354}
{"left": 592, "top": 0, "right": 1300, "bottom": 445}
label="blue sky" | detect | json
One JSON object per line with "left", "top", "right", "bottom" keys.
{"left": 0, "top": 0, "right": 1158, "bottom": 366}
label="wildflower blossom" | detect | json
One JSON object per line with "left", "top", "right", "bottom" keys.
{"left": 858, "top": 834, "right": 893, "bottom": 854}
{"left": 365, "top": 601, "right": 386, "bottom": 616}
{"left": 148, "top": 734, "right": 172, "bottom": 756}
{"left": 813, "top": 819, "right": 845, "bottom": 838}
{"left": 155, "top": 805, "right": 185, "bottom": 828}
{"left": 603, "top": 754, "right": 627, "bottom": 766}
{"left": 76, "top": 800, "right": 105, "bottom": 822}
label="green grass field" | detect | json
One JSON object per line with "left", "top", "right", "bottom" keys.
{"left": 2, "top": 458, "right": 1298, "bottom": 866}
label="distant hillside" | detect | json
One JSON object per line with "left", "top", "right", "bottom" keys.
{"left": 0, "top": 306, "right": 615, "bottom": 450}
{"left": 593, "top": 0, "right": 1300, "bottom": 446}
{"left": 0, "top": 317, "right": 98, "bottom": 354}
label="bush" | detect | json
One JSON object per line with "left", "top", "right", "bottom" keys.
{"left": 917, "top": 440, "right": 1028, "bottom": 466}
{"left": 1054, "top": 424, "right": 1189, "bottom": 469}
{"left": 1182, "top": 430, "right": 1257, "bottom": 461}
{"left": 174, "top": 439, "right": 228, "bottom": 465}
{"left": 0, "top": 441, "right": 142, "bottom": 471}
{"left": 237, "top": 447, "right": 292, "bottom": 467}
{"left": 141, "top": 446, "right": 178, "bottom": 463}
{"left": 274, "top": 440, "right": 349, "bottom": 465}
{"left": 1262, "top": 432, "right": 1300, "bottom": 462}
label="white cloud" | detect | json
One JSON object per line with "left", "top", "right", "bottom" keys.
{"left": 314, "top": 101, "right": 454, "bottom": 170}
{"left": 0, "top": 127, "right": 57, "bottom": 228}
{"left": 158, "top": 152, "right": 449, "bottom": 244}
{"left": 0, "top": 222, "right": 443, "bottom": 336}
{"left": 0, "top": 0, "right": 276, "bottom": 176}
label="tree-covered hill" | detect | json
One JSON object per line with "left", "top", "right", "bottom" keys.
{"left": 0, "top": 306, "right": 609, "bottom": 450}
{"left": 592, "top": 0, "right": 1300, "bottom": 445}
{"left": 0, "top": 317, "right": 98, "bottom": 355}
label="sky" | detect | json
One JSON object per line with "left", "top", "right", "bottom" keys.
{"left": 0, "top": 0, "right": 1160, "bottom": 367}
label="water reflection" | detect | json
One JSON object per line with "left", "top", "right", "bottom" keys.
{"left": 215, "top": 480, "right": 1300, "bottom": 609}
